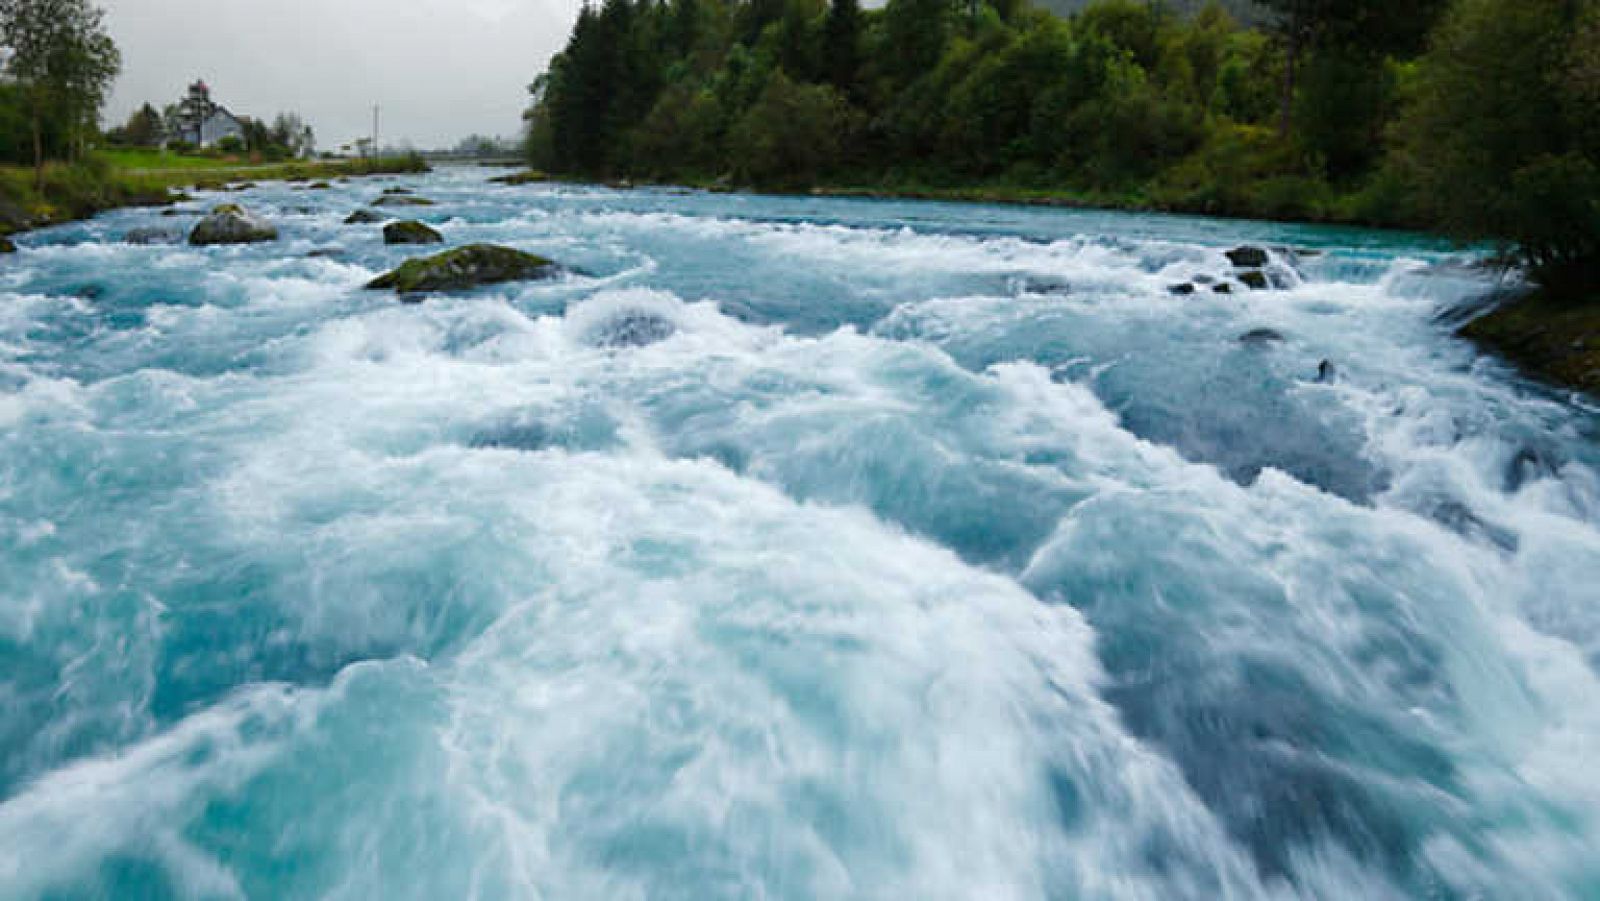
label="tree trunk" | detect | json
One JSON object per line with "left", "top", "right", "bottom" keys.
{"left": 1279, "top": 30, "right": 1299, "bottom": 140}
{"left": 32, "top": 111, "right": 44, "bottom": 193}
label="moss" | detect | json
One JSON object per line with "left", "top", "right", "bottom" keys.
{"left": 1460, "top": 294, "right": 1600, "bottom": 393}
{"left": 383, "top": 219, "right": 443, "bottom": 245}
{"left": 366, "top": 244, "right": 556, "bottom": 296}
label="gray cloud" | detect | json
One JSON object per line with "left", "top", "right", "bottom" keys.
{"left": 102, "top": 0, "right": 577, "bottom": 150}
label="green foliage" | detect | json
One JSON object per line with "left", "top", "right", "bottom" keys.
{"left": 0, "top": 0, "right": 120, "bottom": 171}
{"left": 1391, "top": 0, "right": 1600, "bottom": 291}
{"left": 523, "top": 0, "right": 1600, "bottom": 286}
{"left": 728, "top": 71, "right": 859, "bottom": 187}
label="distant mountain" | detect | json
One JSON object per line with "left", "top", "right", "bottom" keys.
{"left": 1034, "top": 0, "right": 1268, "bottom": 24}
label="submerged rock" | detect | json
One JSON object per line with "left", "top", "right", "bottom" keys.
{"left": 189, "top": 205, "right": 279, "bottom": 245}
{"left": 1239, "top": 328, "right": 1287, "bottom": 346}
{"left": 1213, "top": 283, "right": 1233, "bottom": 294}
{"left": 366, "top": 243, "right": 557, "bottom": 297}
{"left": 372, "top": 194, "right": 436, "bottom": 208}
{"left": 588, "top": 310, "right": 677, "bottom": 348}
{"left": 344, "top": 209, "right": 385, "bottom": 225}
{"left": 306, "top": 247, "right": 345, "bottom": 259}
{"left": 383, "top": 220, "right": 443, "bottom": 245}
{"left": 381, "top": 187, "right": 415, "bottom": 196}
{"left": 124, "top": 226, "right": 180, "bottom": 245}
{"left": 0, "top": 236, "right": 16, "bottom": 254}
{"left": 1317, "top": 359, "right": 1338, "bottom": 383}
{"left": 307, "top": 181, "right": 332, "bottom": 190}
{"left": 1227, "top": 246, "right": 1270, "bottom": 269}
{"left": 1168, "top": 283, "right": 1197, "bottom": 296}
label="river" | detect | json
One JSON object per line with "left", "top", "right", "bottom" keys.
{"left": 2, "top": 167, "right": 1598, "bottom": 899}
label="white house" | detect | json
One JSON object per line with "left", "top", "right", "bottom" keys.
{"left": 169, "top": 80, "right": 245, "bottom": 149}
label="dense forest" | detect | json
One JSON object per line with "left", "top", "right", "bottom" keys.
{"left": 525, "top": 0, "right": 1599, "bottom": 295}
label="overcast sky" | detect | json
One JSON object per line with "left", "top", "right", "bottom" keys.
{"left": 102, "top": 0, "right": 579, "bottom": 150}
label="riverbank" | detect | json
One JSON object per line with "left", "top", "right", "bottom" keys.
{"left": 0, "top": 153, "right": 430, "bottom": 245}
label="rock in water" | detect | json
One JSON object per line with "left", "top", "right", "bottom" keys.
{"left": 1317, "top": 359, "right": 1337, "bottom": 383}
{"left": 125, "top": 226, "right": 180, "bottom": 245}
{"left": 189, "top": 205, "right": 278, "bottom": 246}
{"left": 489, "top": 170, "right": 548, "bottom": 186}
{"left": 589, "top": 311, "right": 677, "bottom": 348}
{"left": 366, "top": 244, "right": 557, "bottom": 298}
{"left": 345, "top": 209, "right": 385, "bottom": 225}
{"left": 1227, "top": 246, "right": 1270, "bottom": 268}
{"left": 372, "top": 195, "right": 437, "bottom": 208}
{"left": 1168, "top": 283, "right": 1197, "bottom": 296}
{"left": 383, "top": 220, "right": 443, "bottom": 245}
{"left": 1238, "top": 270, "right": 1270, "bottom": 291}
{"left": 381, "top": 187, "right": 415, "bottom": 196}
{"left": 0, "top": 236, "right": 16, "bottom": 254}
{"left": 1239, "top": 328, "right": 1287, "bottom": 346}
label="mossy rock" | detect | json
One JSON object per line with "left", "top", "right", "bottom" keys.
{"left": 372, "top": 194, "right": 436, "bottom": 208}
{"left": 0, "top": 237, "right": 16, "bottom": 254}
{"left": 344, "top": 209, "right": 386, "bottom": 225}
{"left": 190, "top": 205, "right": 278, "bottom": 245}
{"left": 366, "top": 244, "right": 557, "bottom": 297}
{"left": 1238, "top": 270, "right": 1270, "bottom": 291}
{"left": 489, "top": 170, "right": 549, "bottom": 186}
{"left": 383, "top": 219, "right": 443, "bottom": 245}
{"left": 308, "top": 181, "right": 333, "bottom": 190}
{"left": 1461, "top": 294, "right": 1600, "bottom": 393}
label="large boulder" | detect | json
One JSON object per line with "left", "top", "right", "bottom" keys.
{"left": 367, "top": 244, "right": 557, "bottom": 298}
{"left": 189, "top": 204, "right": 278, "bottom": 246}
{"left": 372, "top": 194, "right": 436, "bottom": 208}
{"left": 384, "top": 220, "right": 443, "bottom": 245}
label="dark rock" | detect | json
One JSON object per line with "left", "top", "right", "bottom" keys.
{"left": 0, "top": 236, "right": 15, "bottom": 254}
{"left": 383, "top": 220, "right": 443, "bottom": 245}
{"left": 344, "top": 209, "right": 386, "bottom": 225}
{"left": 381, "top": 187, "right": 415, "bottom": 196}
{"left": 366, "top": 243, "right": 558, "bottom": 297}
{"left": 74, "top": 284, "right": 106, "bottom": 300}
{"left": 307, "top": 248, "right": 345, "bottom": 259}
{"left": 1505, "top": 445, "right": 1562, "bottom": 492}
{"left": 1193, "top": 274, "right": 1216, "bottom": 285}
{"left": 1227, "top": 246, "right": 1271, "bottom": 269}
{"left": 1316, "top": 360, "right": 1337, "bottom": 383}
{"left": 1429, "top": 499, "right": 1519, "bottom": 553}
{"left": 307, "top": 181, "right": 332, "bottom": 190}
{"left": 1239, "top": 328, "right": 1287, "bottom": 346}
{"left": 1238, "top": 270, "right": 1270, "bottom": 291}
{"left": 228, "top": 182, "right": 257, "bottom": 191}
{"left": 1168, "top": 283, "right": 1197, "bottom": 296}
{"left": 489, "top": 170, "right": 548, "bottom": 186}
{"left": 588, "top": 311, "right": 676, "bottom": 348}
{"left": 125, "top": 226, "right": 180, "bottom": 245}
{"left": 188, "top": 205, "right": 278, "bottom": 246}
{"left": 161, "top": 207, "right": 200, "bottom": 217}
{"left": 372, "top": 194, "right": 436, "bottom": 208}
{"left": 1213, "top": 283, "right": 1234, "bottom": 295}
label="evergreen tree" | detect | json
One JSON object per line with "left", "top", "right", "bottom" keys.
{"left": 821, "top": 0, "right": 864, "bottom": 96}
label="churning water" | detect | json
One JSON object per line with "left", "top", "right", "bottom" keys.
{"left": 2, "top": 168, "right": 1598, "bottom": 899}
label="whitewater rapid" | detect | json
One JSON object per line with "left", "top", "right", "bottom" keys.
{"left": 1, "top": 168, "right": 1597, "bottom": 899}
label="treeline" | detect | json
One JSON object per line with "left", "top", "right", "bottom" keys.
{"left": 0, "top": 0, "right": 119, "bottom": 177}
{"left": 525, "top": 0, "right": 1599, "bottom": 293}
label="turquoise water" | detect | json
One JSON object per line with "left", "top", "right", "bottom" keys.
{"left": 2, "top": 168, "right": 1598, "bottom": 899}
